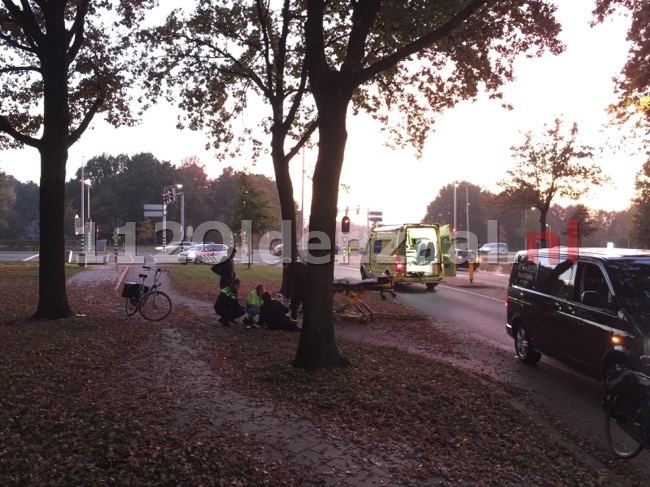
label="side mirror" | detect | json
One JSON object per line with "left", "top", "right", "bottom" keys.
{"left": 581, "top": 291, "right": 606, "bottom": 308}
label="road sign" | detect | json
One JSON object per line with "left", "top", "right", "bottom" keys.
{"left": 369, "top": 210, "right": 382, "bottom": 222}
{"left": 369, "top": 211, "right": 382, "bottom": 216}
{"left": 144, "top": 210, "right": 164, "bottom": 218}
{"left": 144, "top": 204, "right": 164, "bottom": 211}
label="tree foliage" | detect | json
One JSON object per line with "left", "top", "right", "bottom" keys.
{"left": 292, "top": 0, "right": 564, "bottom": 369}
{"left": 140, "top": 0, "right": 317, "bottom": 291}
{"left": 0, "top": 0, "right": 156, "bottom": 318}
{"left": 631, "top": 160, "right": 650, "bottom": 248}
{"left": 593, "top": 0, "right": 650, "bottom": 139}
{"left": 421, "top": 181, "right": 493, "bottom": 244}
{"left": 494, "top": 118, "right": 606, "bottom": 236}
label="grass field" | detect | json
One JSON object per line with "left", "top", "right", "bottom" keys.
{"left": 170, "top": 263, "right": 283, "bottom": 282}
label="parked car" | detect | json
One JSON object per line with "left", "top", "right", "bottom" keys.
{"left": 270, "top": 243, "right": 303, "bottom": 257}
{"left": 506, "top": 247, "right": 650, "bottom": 381}
{"left": 271, "top": 243, "right": 284, "bottom": 257}
{"left": 155, "top": 240, "right": 194, "bottom": 252}
{"left": 453, "top": 248, "right": 479, "bottom": 269}
{"left": 178, "top": 243, "right": 229, "bottom": 264}
{"left": 479, "top": 242, "right": 509, "bottom": 254}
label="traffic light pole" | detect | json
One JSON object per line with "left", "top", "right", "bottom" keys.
{"left": 162, "top": 202, "right": 167, "bottom": 251}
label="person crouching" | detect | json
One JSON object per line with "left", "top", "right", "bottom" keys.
{"left": 244, "top": 284, "right": 264, "bottom": 327}
{"left": 257, "top": 292, "right": 300, "bottom": 331}
{"left": 213, "top": 279, "right": 245, "bottom": 326}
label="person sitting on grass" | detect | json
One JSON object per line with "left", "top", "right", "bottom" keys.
{"left": 257, "top": 292, "right": 300, "bottom": 332}
{"left": 243, "top": 284, "right": 264, "bottom": 327}
{"left": 213, "top": 279, "right": 245, "bottom": 326}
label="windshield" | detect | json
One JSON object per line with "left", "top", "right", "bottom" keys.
{"left": 607, "top": 259, "right": 650, "bottom": 309}
{"left": 188, "top": 245, "right": 205, "bottom": 251}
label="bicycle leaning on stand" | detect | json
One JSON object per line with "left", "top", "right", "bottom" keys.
{"left": 122, "top": 266, "right": 172, "bottom": 321}
{"left": 602, "top": 356, "right": 650, "bottom": 459}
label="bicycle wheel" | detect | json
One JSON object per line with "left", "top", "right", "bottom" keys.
{"left": 605, "top": 410, "right": 644, "bottom": 459}
{"left": 125, "top": 297, "right": 139, "bottom": 316}
{"left": 139, "top": 291, "right": 172, "bottom": 321}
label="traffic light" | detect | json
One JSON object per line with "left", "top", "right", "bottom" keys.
{"left": 162, "top": 189, "right": 171, "bottom": 204}
{"left": 341, "top": 216, "right": 350, "bottom": 234}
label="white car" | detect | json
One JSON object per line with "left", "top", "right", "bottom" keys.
{"left": 178, "top": 243, "right": 229, "bottom": 264}
{"left": 155, "top": 240, "right": 194, "bottom": 252}
{"left": 478, "top": 243, "right": 509, "bottom": 255}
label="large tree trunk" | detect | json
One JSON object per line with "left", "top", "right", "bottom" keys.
{"left": 293, "top": 96, "right": 349, "bottom": 369}
{"left": 34, "top": 13, "right": 72, "bottom": 319}
{"left": 36, "top": 145, "right": 70, "bottom": 319}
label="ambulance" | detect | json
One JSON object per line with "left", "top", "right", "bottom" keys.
{"left": 360, "top": 223, "right": 455, "bottom": 290}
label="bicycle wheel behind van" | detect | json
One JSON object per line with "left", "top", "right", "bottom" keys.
{"left": 125, "top": 297, "right": 139, "bottom": 316}
{"left": 140, "top": 291, "right": 172, "bottom": 321}
{"left": 605, "top": 410, "right": 644, "bottom": 459}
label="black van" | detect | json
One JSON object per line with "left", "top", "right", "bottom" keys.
{"left": 506, "top": 247, "right": 650, "bottom": 381}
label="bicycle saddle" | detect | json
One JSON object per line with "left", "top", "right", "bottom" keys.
{"left": 138, "top": 274, "right": 147, "bottom": 279}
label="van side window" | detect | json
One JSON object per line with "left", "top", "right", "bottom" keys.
{"left": 577, "top": 263, "right": 612, "bottom": 309}
{"left": 535, "top": 258, "right": 574, "bottom": 299}
{"left": 374, "top": 239, "right": 395, "bottom": 254}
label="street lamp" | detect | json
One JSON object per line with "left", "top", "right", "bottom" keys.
{"left": 454, "top": 182, "right": 470, "bottom": 238}
{"left": 85, "top": 179, "right": 91, "bottom": 222}
{"left": 79, "top": 157, "right": 86, "bottom": 263}
{"left": 177, "top": 191, "right": 185, "bottom": 240}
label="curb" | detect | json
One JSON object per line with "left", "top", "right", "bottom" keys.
{"left": 114, "top": 266, "right": 130, "bottom": 293}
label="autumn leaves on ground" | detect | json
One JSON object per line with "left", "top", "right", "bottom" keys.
{"left": 0, "top": 263, "right": 643, "bottom": 486}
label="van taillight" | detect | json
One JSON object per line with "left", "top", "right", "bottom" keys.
{"left": 396, "top": 262, "right": 404, "bottom": 272}
{"left": 505, "top": 294, "right": 508, "bottom": 308}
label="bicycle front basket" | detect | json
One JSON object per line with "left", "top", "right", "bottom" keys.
{"left": 122, "top": 282, "right": 141, "bottom": 298}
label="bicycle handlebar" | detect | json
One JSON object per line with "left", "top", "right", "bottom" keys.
{"left": 143, "top": 266, "right": 170, "bottom": 274}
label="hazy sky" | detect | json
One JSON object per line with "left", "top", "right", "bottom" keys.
{"left": 0, "top": 1, "right": 643, "bottom": 225}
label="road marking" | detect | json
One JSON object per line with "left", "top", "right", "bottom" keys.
{"left": 438, "top": 284, "right": 504, "bottom": 303}
{"left": 22, "top": 254, "right": 39, "bottom": 261}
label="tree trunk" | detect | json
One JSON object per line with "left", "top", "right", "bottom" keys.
{"left": 36, "top": 145, "right": 70, "bottom": 319}
{"left": 293, "top": 96, "right": 349, "bottom": 369}
{"left": 34, "top": 15, "right": 72, "bottom": 319}
{"left": 271, "top": 138, "right": 297, "bottom": 295}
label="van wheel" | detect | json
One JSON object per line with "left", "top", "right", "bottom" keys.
{"left": 426, "top": 283, "right": 438, "bottom": 291}
{"left": 514, "top": 326, "right": 541, "bottom": 365}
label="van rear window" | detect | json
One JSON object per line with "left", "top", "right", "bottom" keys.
{"left": 512, "top": 258, "right": 537, "bottom": 289}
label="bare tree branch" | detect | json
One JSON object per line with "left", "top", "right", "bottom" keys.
{"left": 0, "top": 114, "right": 39, "bottom": 148}
{"left": 68, "top": 94, "right": 104, "bottom": 147}
{"left": 0, "top": 64, "right": 39, "bottom": 74}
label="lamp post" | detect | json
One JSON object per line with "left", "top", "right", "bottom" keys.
{"left": 85, "top": 179, "right": 91, "bottom": 222}
{"left": 454, "top": 182, "right": 469, "bottom": 238}
{"left": 178, "top": 191, "right": 185, "bottom": 240}
{"left": 80, "top": 157, "right": 86, "bottom": 264}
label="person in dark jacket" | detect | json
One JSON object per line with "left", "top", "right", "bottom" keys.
{"left": 213, "top": 278, "right": 245, "bottom": 326}
{"left": 211, "top": 247, "right": 237, "bottom": 289}
{"left": 285, "top": 260, "right": 308, "bottom": 323}
{"left": 257, "top": 292, "right": 300, "bottom": 331}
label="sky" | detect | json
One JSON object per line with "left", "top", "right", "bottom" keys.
{"left": 0, "top": 1, "right": 644, "bottom": 227}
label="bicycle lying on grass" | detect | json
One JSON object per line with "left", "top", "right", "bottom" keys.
{"left": 602, "top": 356, "right": 650, "bottom": 459}
{"left": 122, "top": 266, "right": 172, "bottom": 321}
